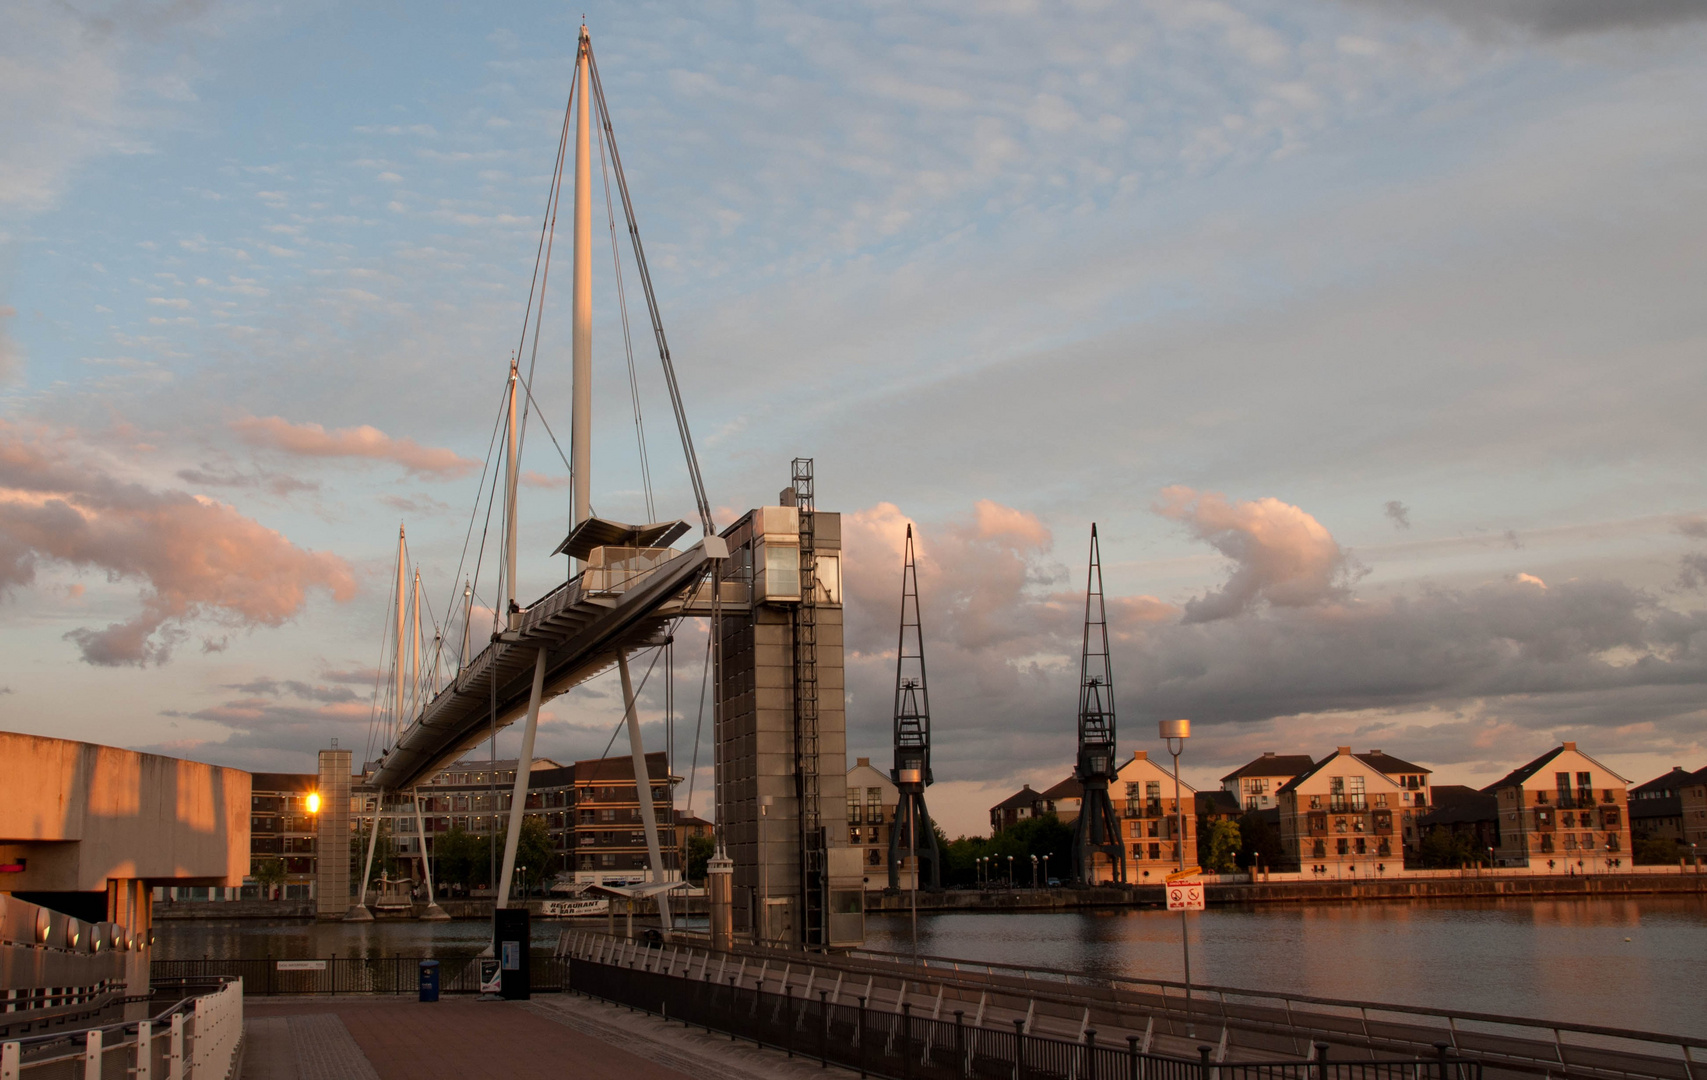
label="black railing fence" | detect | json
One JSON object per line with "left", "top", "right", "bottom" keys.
{"left": 150, "top": 954, "right": 566, "bottom": 995}
{"left": 568, "top": 956, "right": 1480, "bottom": 1080}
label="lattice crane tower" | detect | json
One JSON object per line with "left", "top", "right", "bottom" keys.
{"left": 888, "top": 524, "right": 941, "bottom": 890}
{"left": 1072, "top": 524, "right": 1127, "bottom": 885}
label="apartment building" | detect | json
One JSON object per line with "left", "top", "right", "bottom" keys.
{"left": 248, "top": 773, "right": 321, "bottom": 899}
{"left": 988, "top": 779, "right": 1080, "bottom": 833}
{"left": 356, "top": 752, "right": 679, "bottom": 889}
{"left": 1630, "top": 767, "right": 1690, "bottom": 851}
{"left": 846, "top": 758, "right": 898, "bottom": 886}
{"left": 1486, "top": 742, "right": 1631, "bottom": 872}
{"left": 1277, "top": 747, "right": 1408, "bottom": 876}
{"left": 1221, "top": 753, "right": 1315, "bottom": 812}
{"left": 1678, "top": 766, "right": 1707, "bottom": 853}
{"left": 1116, "top": 751, "right": 1197, "bottom": 882}
{"left": 1354, "top": 750, "right": 1432, "bottom": 859}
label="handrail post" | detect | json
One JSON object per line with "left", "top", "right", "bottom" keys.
{"left": 137, "top": 1021, "right": 153, "bottom": 1080}
{"left": 1015, "top": 1017, "right": 1028, "bottom": 1080}
{"left": 1435, "top": 1042, "right": 1451, "bottom": 1080}
{"left": 1126, "top": 1034, "right": 1140, "bottom": 1080}
{"left": 903, "top": 1002, "right": 914, "bottom": 1080}
{"left": 84, "top": 1027, "right": 101, "bottom": 1080}
{"left": 859, "top": 996, "right": 869, "bottom": 1078}
{"left": 955, "top": 1010, "right": 966, "bottom": 1080}
{"left": 1199, "top": 1044, "right": 1213, "bottom": 1080}
{"left": 2, "top": 1041, "right": 18, "bottom": 1080}
{"left": 820, "top": 990, "right": 830, "bottom": 1068}
{"left": 787, "top": 985, "right": 795, "bottom": 1058}
{"left": 1086, "top": 1029, "right": 1098, "bottom": 1080}
{"left": 1314, "top": 1041, "right": 1330, "bottom": 1080}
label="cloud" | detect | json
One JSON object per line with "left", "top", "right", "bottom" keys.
{"left": 0, "top": 306, "right": 22, "bottom": 380}
{"left": 175, "top": 464, "right": 320, "bottom": 497}
{"left": 1367, "top": 0, "right": 1707, "bottom": 38}
{"left": 1678, "top": 554, "right": 1707, "bottom": 592}
{"left": 230, "top": 415, "right": 479, "bottom": 478}
{"left": 0, "top": 421, "right": 357, "bottom": 665}
{"left": 1384, "top": 500, "right": 1411, "bottom": 529}
{"left": 1153, "top": 487, "right": 1362, "bottom": 622}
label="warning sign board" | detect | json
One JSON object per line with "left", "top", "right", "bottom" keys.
{"left": 1165, "top": 866, "right": 1202, "bottom": 883}
{"left": 1166, "top": 877, "right": 1205, "bottom": 911}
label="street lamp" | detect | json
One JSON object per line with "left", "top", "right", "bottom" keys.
{"left": 759, "top": 795, "right": 773, "bottom": 943}
{"left": 1042, "top": 854, "right": 1050, "bottom": 886}
{"left": 1159, "top": 718, "right": 1194, "bottom": 1037}
{"left": 518, "top": 865, "right": 527, "bottom": 901}
{"left": 1006, "top": 855, "right": 1014, "bottom": 886}
{"left": 1030, "top": 854, "right": 1039, "bottom": 887}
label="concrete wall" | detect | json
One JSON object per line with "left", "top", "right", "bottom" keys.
{"left": 0, "top": 731, "right": 249, "bottom": 891}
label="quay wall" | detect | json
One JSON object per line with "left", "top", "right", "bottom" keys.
{"left": 862, "top": 871, "right": 1707, "bottom": 912}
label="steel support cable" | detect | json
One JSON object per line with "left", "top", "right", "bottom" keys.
{"left": 364, "top": 560, "right": 402, "bottom": 764}
{"left": 517, "top": 77, "right": 573, "bottom": 464}
{"left": 586, "top": 44, "right": 714, "bottom": 537}
{"left": 595, "top": 101, "right": 655, "bottom": 523}
{"left": 442, "top": 380, "right": 511, "bottom": 670}
{"left": 512, "top": 72, "right": 576, "bottom": 440}
{"left": 684, "top": 623, "right": 712, "bottom": 815}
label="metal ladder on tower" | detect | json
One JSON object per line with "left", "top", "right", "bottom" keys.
{"left": 792, "top": 457, "right": 826, "bottom": 947}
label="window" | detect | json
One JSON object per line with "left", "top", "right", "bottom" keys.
{"left": 1607, "top": 834, "right": 1621, "bottom": 852}
{"left": 1309, "top": 795, "right": 1322, "bottom": 810}
{"left": 1245, "top": 778, "right": 1268, "bottom": 795}
{"left": 1148, "top": 843, "right": 1160, "bottom": 860}
{"left": 1564, "top": 835, "right": 1578, "bottom": 851}
{"left": 1334, "top": 817, "right": 1348, "bottom": 833}
{"left": 599, "top": 853, "right": 617, "bottom": 868}
{"left": 1355, "top": 838, "right": 1367, "bottom": 855}
{"left": 1583, "top": 834, "right": 1596, "bottom": 850}
{"left": 848, "top": 805, "right": 862, "bottom": 825}
{"left": 1376, "top": 794, "right": 1388, "bottom": 808}
{"left": 1312, "top": 840, "right": 1326, "bottom": 858}
{"left": 1147, "top": 821, "right": 1159, "bottom": 838}
{"left": 1336, "top": 838, "right": 1349, "bottom": 855}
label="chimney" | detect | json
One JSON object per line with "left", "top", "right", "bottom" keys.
{"left": 1337, "top": 746, "right": 1351, "bottom": 755}
{"left": 1262, "top": 751, "right": 1275, "bottom": 758}
{"left": 1562, "top": 741, "right": 1577, "bottom": 751}
{"left": 1022, "top": 783, "right": 1031, "bottom": 790}
{"left": 1134, "top": 751, "right": 1147, "bottom": 761}
{"left": 856, "top": 757, "right": 870, "bottom": 768}
{"left": 1368, "top": 750, "right": 1382, "bottom": 755}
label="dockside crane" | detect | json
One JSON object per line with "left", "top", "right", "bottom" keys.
{"left": 1071, "top": 524, "right": 1126, "bottom": 885}
{"left": 888, "top": 524, "right": 941, "bottom": 891}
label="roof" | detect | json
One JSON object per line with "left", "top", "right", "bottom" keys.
{"left": 1481, "top": 742, "right": 1628, "bottom": 792}
{"left": 674, "top": 811, "right": 713, "bottom": 826}
{"left": 991, "top": 785, "right": 1046, "bottom": 811}
{"left": 250, "top": 772, "right": 318, "bottom": 793}
{"left": 1221, "top": 753, "right": 1317, "bottom": 783}
{"left": 1630, "top": 796, "right": 1682, "bottom": 820}
{"left": 1196, "top": 790, "right": 1241, "bottom": 816}
{"left": 1632, "top": 767, "right": 1695, "bottom": 798}
{"left": 1041, "top": 776, "right": 1083, "bottom": 801}
{"left": 1354, "top": 751, "right": 1430, "bottom": 776}
{"left": 553, "top": 516, "right": 690, "bottom": 560}
{"left": 1275, "top": 754, "right": 1333, "bottom": 795}
{"left": 573, "top": 752, "right": 671, "bottom": 784}
{"left": 1417, "top": 785, "right": 1497, "bottom": 827}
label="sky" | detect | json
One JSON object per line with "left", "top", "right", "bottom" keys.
{"left": 2, "top": 0, "right": 1705, "bottom": 838}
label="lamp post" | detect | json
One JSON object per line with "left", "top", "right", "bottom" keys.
{"left": 1042, "top": 854, "right": 1050, "bottom": 886}
{"left": 518, "top": 865, "right": 526, "bottom": 902}
{"left": 1007, "top": 855, "right": 1014, "bottom": 886}
{"left": 1030, "top": 854, "right": 1039, "bottom": 888}
{"left": 1160, "top": 718, "right": 1194, "bottom": 1037}
{"left": 759, "top": 795, "right": 773, "bottom": 943}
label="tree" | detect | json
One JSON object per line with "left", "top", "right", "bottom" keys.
{"left": 1634, "top": 834, "right": 1684, "bottom": 865}
{"left": 1202, "top": 819, "right": 1241, "bottom": 873}
{"left": 1417, "top": 825, "right": 1478, "bottom": 868}
{"left": 939, "top": 813, "right": 1075, "bottom": 887}
{"left": 685, "top": 834, "right": 716, "bottom": 883}
{"left": 433, "top": 825, "right": 492, "bottom": 893}
{"left": 253, "top": 858, "right": 287, "bottom": 899}
{"left": 1236, "top": 811, "right": 1287, "bottom": 871}
{"left": 495, "top": 816, "right": 556, "bottom": 897}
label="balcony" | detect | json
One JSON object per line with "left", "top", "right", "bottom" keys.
{"left": 1328, "top": 797, "right": 1368, "bottom": 812}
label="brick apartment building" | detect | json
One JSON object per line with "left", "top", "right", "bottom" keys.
{"left": 1487, "top": 742, "right": 1631, "bottom": 872}
{"left": 1117, "top": 751, "right": 1197, "bottom": 881}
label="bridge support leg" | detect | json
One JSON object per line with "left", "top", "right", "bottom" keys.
{"left": 620, "top": 650, "right": 672, "bottom": 937}
{"left": 346, "top": 789, "right": 383, "bottom": 921}
{"left": 497, "top": 647, "right": 549, "bottom": 909}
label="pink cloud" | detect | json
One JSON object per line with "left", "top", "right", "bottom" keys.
{"left": 1154, "top": 485, "right": 1361, "bottom": 622}
{"left": 0, "top": 421, "right": 357, "bottom": 665}
{"left": 230, "top": 414, "right": 478, "bottom": 478}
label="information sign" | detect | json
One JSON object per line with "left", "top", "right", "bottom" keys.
{"left": 275, "top": 960, "right": 326, "bottom": 971}
{"left": 1166, "top": 877, "right": 1205, "bottom": 911}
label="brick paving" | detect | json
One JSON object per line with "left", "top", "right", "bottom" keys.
{"left": 243, "top": 998, "right": 693, "bottom": 1080}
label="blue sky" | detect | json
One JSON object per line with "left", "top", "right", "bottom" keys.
{"left": 2, "top": 0, "right": 1704, "bottom": 835}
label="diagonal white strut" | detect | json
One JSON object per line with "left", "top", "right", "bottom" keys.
{"left": 619, "top": 650, "right": 672, "bottom": 937}
{"left": 496, "top": 647, "right": 548, "bottom": 908}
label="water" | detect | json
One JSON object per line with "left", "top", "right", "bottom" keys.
{"left": 155, "top": 897, "right": 1707, "bottom": 1037}
{"left": 864, "top": 898, "right": 1707, "bottom": 1038}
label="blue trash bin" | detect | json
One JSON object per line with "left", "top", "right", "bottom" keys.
{"left": 418, "top": 959, "right": 440, "bottom": 1002}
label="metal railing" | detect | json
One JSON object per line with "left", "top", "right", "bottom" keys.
{"left": 568, "top": 955, "right": 1478, "bottom": 1080}
{"left": 1, "top": 978, "right": 242, "bottom": 1080}
{"left": 149, "top": 955, "right": 567, "bottom": 995}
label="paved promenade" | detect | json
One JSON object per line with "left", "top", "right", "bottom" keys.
{"left": 241, "top": 994, "right": 858, "bottom": 1080}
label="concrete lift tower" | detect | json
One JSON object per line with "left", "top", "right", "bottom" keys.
{"left": 888, "top": 524, "right": 940, "bottom": 892}
{"left": 1071, "top": 525, "right": 1127, "bottom": 885}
